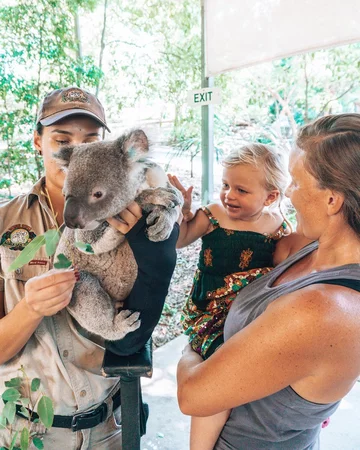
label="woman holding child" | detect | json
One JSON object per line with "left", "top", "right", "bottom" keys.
{"left": 177, "top": 113, "right": 360, "bottom": 449}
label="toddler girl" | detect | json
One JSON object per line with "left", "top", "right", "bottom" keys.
{"left": 169, "top": 143, "right": 291, "bottom": 450}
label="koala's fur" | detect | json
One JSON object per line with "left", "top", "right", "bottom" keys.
{"left": 53, "top": 129, "right": 182, "bottom": 341}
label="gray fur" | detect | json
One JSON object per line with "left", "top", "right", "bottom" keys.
{"left": 53, "top": 129, "right": 182, "bottom": 341}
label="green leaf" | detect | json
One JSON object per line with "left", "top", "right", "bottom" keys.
{"left": 74, "top": 241, "right": 94, "bottom": 254}
{"left": 20, "top": 427, "right": 29, "bottom": 450}
{"left": 7, "top": 236, "right": 46, "bottom": 272}
{"left": 3, "top": 401, "right": 16, "bottom": 424}
{"left": 0, "top": 414, "right": 7, "bottom": 429}
{"left": 31, "top": 378, "right": 40, "bottom": 392}
{"left": 2, "top": 388, "right": 20, "bottom": 402}
{"left": 53, "top": 253, "right": 72, "bottom": 269}
{"left": 9, "top": 431, "right": 19, "bottom": 450}
{"left": 20, "top": 407, "right": 29, "bottom": 419}
{"left": 5, "top": 377, "right": 22, "bottom": 388}
{"left": 37, "top": 396, "right": 54, "bottom": 428}
{"left": 44, "top": 229, "right": 60, "bottom": 257}
{"left": 32, "top": 437, "right": 44, "bottom": 450}
{"left": 20, "top": 398, "right": 30, "bottom": 407}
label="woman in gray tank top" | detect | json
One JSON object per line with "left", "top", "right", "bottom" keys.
{"left": 177, "top": 113, "right": 360, "bottom": 450}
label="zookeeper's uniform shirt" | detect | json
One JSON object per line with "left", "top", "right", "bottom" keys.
{"left": 0, "top": 178, "right": 122, "bottom": 450}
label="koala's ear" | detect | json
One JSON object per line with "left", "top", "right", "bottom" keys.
{"left": 53, "top": 145, "right": 75, "bottom": 169}
{"left": 122, "top": 129, "right": 149, "bottom": 158}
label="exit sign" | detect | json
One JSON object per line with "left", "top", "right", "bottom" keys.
{"left": 187, "top": 87, "right": 222, "bottom": 107}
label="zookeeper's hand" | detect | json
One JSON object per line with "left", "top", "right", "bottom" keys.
{"left": 24, "top": 268, "right": 77, "bottom": 318}
{"left": 107, "top": 202, "right": 143, "bottom": 234}
{"left": 167, "top": 174, "right": 194, "bottom": 222}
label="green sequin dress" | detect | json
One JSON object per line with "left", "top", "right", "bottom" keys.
{"left": 181, "top": 206, "right": 287, "bottom": 359}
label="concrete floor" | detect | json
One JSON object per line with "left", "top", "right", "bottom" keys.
{"left": 141, "top": 334, "right": 360, "bottom": 450}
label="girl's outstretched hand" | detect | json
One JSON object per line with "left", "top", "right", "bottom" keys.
{"left": 168, "top": 174, "right": 194, "bottom": 222}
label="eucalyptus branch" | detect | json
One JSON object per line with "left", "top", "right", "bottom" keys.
{"left": 317, "top": 84, "right": 355, "bottom": 117}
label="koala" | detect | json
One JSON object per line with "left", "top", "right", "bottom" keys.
{"left": 53, "top": 129, "right": 183, "bottom": 341}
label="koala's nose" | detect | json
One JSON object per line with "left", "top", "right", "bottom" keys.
{"left": 64, "top": 198, "right": 86, "bottom": 229}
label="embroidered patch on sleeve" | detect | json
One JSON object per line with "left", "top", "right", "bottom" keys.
{"left": 0, "top": 224, "right": 37, "bottom": 251}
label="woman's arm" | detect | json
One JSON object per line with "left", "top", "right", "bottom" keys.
{"left": 0, "top": 270, "right": 76, "bottom": 364}
{"left": 105, "top": 204, "right": 179, "bottom": 355}
{"left": 177, "top": 284, "right": 350, "bottom": 417}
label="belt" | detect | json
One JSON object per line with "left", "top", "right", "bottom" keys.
{"left": 15, "top": 389, "right": 121, "bottom": 432}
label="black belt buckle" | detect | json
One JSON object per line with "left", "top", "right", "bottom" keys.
{"left": 71, "top": 402, "right": 108, "bottom": 432}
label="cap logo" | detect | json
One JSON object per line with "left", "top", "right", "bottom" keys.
{"left": 61, "top": 88, "right": 90, "bottom": 104}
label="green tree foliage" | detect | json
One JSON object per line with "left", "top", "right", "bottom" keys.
{"left": 218, "top": 44, "right": 360, "bottom": 151}
{"left": 1, "top": 0, "right": 360, "bottom": 191}
{"left": 0, "top": 0, "right": 102, "bottom": 196}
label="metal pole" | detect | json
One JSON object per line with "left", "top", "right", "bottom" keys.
{"left": 201, "top": 0, "right": 214, "bottom": 204}
{"left": 120, "top": 376, "right": 141, "bottom": 450}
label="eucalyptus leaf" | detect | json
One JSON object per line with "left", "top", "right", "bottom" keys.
{"left": 20, "top": 427, "right": 29, "bottom": 450}
{"left": 20, "top": 398, "right": 30, "bottom": 407}
{"left": 0, "top": 414, "right": 6, "bottom": 429}
{"left": 20, "top": 406, "right": 29, "bottom": 419}
{"left": 2, "top": 388, "right": 20, "bottom": 402}
{"left": 44, "top": 229, "right": 60, "bottom": 257}
{"left": 31, "top": 378, "right": 40, "bottom": 392}
{"left": 5, "top": 377, "right": 22, "bottom": 388}
{"left": 53, "top": 253, "right": 72, "bottom": 269}
{"left": 7, "top": 236, "right": 46, "bottom": 272}
{"left": 37, "top": 396, "right": 54, "bottom": 428}
{"left": 74, "top": 241, "right": 94, "bottom": 254}
{"left": 3, "top": 401, "right": 16, "bottom": 424}
{"left": 32, "top": 437, "right": 44, "bottom": 450}
{"left": 9, "top": 431, "right": 19, "bottom": 450}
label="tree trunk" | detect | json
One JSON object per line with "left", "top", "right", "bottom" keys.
{"left": 303, "top": 55, "right": 309, "bottom": 123}
{"left": 96, "top": 0, "right": 109, "bottom": 97}
{"left": 74, "top": 10, "right": 83, "bottom": 86}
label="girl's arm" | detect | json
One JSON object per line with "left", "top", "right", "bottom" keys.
{"left": 273, "top": 233, "right": 314, "bottom": 266}
{"left": 167, "top": 174, "right": 210, "bottom": 248}
{"left": 177, "top": 284, "right": 349, "bottom": 417}
{"left": 177, "top": 209, "right": 210, "bottom": 248}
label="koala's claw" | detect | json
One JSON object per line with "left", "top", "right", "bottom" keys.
{"left": 146, "top": 206, "right": 175, "bottom": 242}
{"left": 115, "top": 309, "right": 141, "bottom": 335}
{"left": 136, "top": 186, "right": 183, "bottom": 212}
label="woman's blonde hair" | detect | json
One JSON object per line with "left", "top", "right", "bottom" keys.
{"left": 222, "top": 143, "right": 288, "bottom": 211}
{"left": 296, "top": 113, "right": 360, "bottom": 235}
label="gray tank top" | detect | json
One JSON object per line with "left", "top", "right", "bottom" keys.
{"left": 216, "top": 241, "right": 360, "bottom": 450}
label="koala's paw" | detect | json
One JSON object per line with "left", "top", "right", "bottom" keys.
{"left": 114, "top": 310, "right": 141, "bottom": 338}
{"left": 136, "top": 186, "right": 183, "bottom": 212}
{"left": 146, "top": 205, "right": 177, "bottom": 242}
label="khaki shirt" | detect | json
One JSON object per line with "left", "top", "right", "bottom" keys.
{"left": 0, "top": 178, "right": 120, "bottom": 447}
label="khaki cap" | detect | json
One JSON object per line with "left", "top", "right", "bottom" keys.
{"left": 36, "top": 86, "right": 110, "bottom": 132}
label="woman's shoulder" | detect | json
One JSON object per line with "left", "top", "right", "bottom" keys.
{"left": 0, "top": 194, "right": 29, "bottom": 231}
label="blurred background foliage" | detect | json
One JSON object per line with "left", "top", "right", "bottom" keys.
{"left": 1, "top": 0, "right": 359, "bottom": 196}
